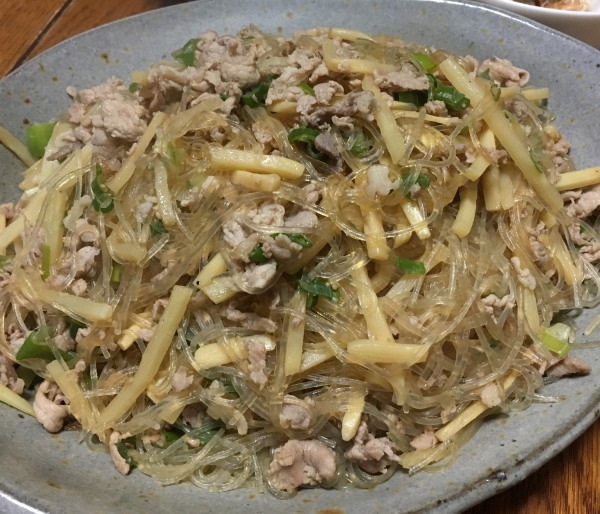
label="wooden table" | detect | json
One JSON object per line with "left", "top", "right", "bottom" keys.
{"left": 2, "top": 1, "right": 599, "bottom": 512}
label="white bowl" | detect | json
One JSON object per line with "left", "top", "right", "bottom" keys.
{"left": 481, "top": 0, "right": 600, "bottom": 49}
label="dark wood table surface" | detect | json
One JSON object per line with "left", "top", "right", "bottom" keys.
{"left": 2, "top": 1, "right": 599, "bottom": 512}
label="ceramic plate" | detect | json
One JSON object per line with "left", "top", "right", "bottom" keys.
{"left": 1, "top": 1, "right": 600, "bottom": 512}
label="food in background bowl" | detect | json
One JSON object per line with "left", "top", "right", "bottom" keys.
{"left": 519, "top": 0, "right": 588, "bottom": 11}
{"left": 481, "top": 0, "right": 600, "bottom": 49}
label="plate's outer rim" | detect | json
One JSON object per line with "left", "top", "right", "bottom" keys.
{"left": 1, "top": 1, "right": 600, "bottom": 513}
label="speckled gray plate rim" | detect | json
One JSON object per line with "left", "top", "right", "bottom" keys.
{"left": 1, "top": 1, "right": 600, "bottom": 513}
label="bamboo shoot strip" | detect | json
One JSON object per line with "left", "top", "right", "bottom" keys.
{"left": 362, "top": 74, "right": 407, "bottom": 164}
{"left": 97, "top": 285, "right": 192, "bottom": 428}
{"left": 341, "top": 393, "right": 365, "bottom": 441}
{"left": 47, "top": 359, "right": 96, "bottom": 429}
{"left": 435, "top": 372, "right": 517, "bottom": 442}
{"left": 451, "top": 182, "right": 478, "bottom": 238}
{"left": 107, "top": 111, "right": 166, "bottom": 193}
{"left": 15, "top": 268, "right": 113, "bottom": 322}
{"left": 194, "top": 252, "right": 228, "bottom": 289}
{"left": 351, "top": 266, "right": 395, "bottom": 344}
{"left": 554, "top": 166, "right": 600, "bottom": 191}
{"left": 283, "top": 290, "right": 307, "bottom": 376}
{"left": 0, "top": 189, "right": 47, "bottom": 249}
{"left": 209, "top": 146, "right": 305, "bottom": 180}
{"left": 439, "top": 57, "right": 563, "bottom": 213}
{"left": 347, "top": 339, "right": 430, "bottom": 365}
{"left": 0, "top": 383, "right": 35, "bottom": 416}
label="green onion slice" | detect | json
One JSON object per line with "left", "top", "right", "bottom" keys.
{"left": 539, "top": 323, "right": 572, "bottom": 358}
{"left": 241, "top": 76, "right": 275, "bottom": 108}
{"left": 172, "top": 38, "right": 198, "bottom": 67}
{"left": 91, "top": 164, "right": 115, "bottom": 213}
{"left": 115, "top": 441, "right": 137, "bottom": 468}
{"left": 297, "top": 82, "right": 315, "bottom": 96}
{"left": 412, "top": 52, "right": 436, "bottom": 72}
{"left": 400, "top": 168, "right": 430, "bottom": 197}
{"left": 271, "top": 233, "right": 313, "bottom": 248}
{"left": 288, "top": 126, "right": 326, "bottom": 160}
{"left": 395, "top": 90, "right": 428, "bottom": 106}
{"left": 431, "top": 84, "right": 470, "bottom": 111}
{"left": 68, "top": 318, "right": 87, "bottom": 340}
{"left": 529, "top": 150, "right": 544, "bottom": 173}
{"left": 249, "top": 243, "right": 269, "bottom": 263}
{"left": 26, "top": 122, "right": 56, "bottom": 159}
{"left": 350, "top": 130, "right": 372, "bottom": 156}
{"left": 15, "top": 326, "right": 72, "bottom": 362}
{"left": 297, "top": 272, "right": 340, "bottom": 306}
{"left": 150, "top": 219, "right": 167, "bottom": 237}
{"left": 395, "top": 257, "right": 426, "bottom": 275}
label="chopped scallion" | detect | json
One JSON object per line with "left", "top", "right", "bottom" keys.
{"left": 490, "top": 83, "right": 501, "bottom": 101}
{"left": 529, "top": 150, "right": 544, "bottom": 173}
{"left": 539, "top": 323, "right": 572, "bottom": 358}
{"left": 26, "top": 122, "right": 56, "bottom": 159}
{"left": 249, "top": 243, "right": 269, "bottom": 264}
{"left": 15, "top": 326, "right": 72, "bottom": 362}
{"left": 241, "top": 76, "right": 275, "bottom": 108}
{"left": 412, "top": 52, "right": 436, "bottom": 72}
{"left": 68, "top": 318, "right": 87, "bottom": 340}
{"left": 395, "top": 90, "right": 428, "bottom": 106}
{"left": 150, "top": 219, "right": 167, "bottom": 237}
{"left": 288, "top": 126, "right": 320, "bottom": 144}
{"left": 400, "top": 168, "right": 430, "bottom": 197}
{"left": 297, "top": 272, "right": 340, "bottom": 306}
{"left": 91, "top": 164, "right": 115, "bottom": 213}
{"left": 478, "top": 69, "right": 492, "bottom": 81}
{"left": 271, "top": 233, "right": 313, "bottom": 248}
{"left": 395, "top": 257, "right": 426, "bottom": 275}
{"left": 16, "top": 366, "right": 40, "bottom": 389}
{"left": 350, "top": 130, "right": 372, "bottom": 156}
{"left": 115, "top": 441, "right": 137, "bottom": 468}
{"left": 288, "top": 126, "right": 325, "bottom": 160}
{"left": 431, "top": 84, "right": 470, "bottom": 111}
{"left": 172, "top": 38, "right": 198, "bottom": 67}
{"left": 297, "top": 82, "right": 315, "bottom": 96}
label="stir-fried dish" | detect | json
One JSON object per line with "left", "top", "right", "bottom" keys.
{"left": 1, "top": 26, "right": 600, "bottom": 495}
